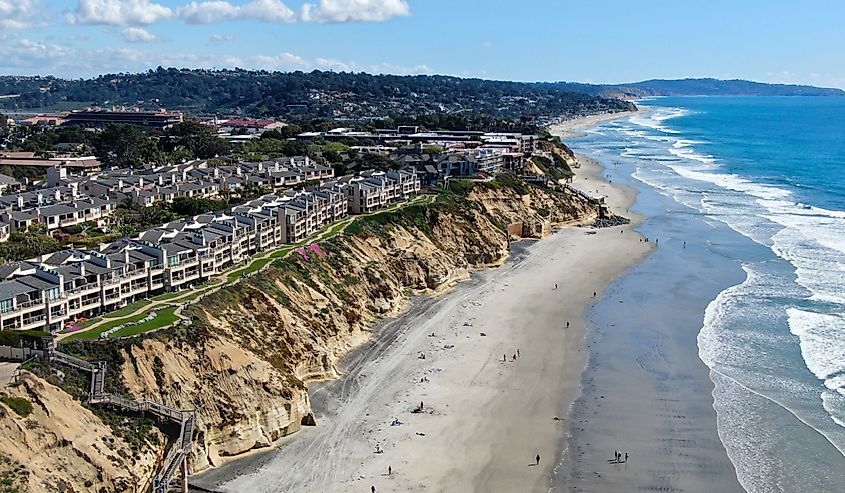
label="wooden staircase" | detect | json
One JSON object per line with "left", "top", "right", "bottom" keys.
{"left": 49, "top": 350, "right": 196, "bottom": 492}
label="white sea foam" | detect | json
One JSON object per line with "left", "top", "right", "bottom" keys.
{"left": 786, "top": 308, "right": 845, "bottom": 390}
{"left": 602, "top": 106, "right": 845, "bottom": 459}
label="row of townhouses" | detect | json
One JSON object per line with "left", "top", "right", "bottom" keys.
{"left": 0, "top": 157, "right": 335, "bottom": 242}
{"left": 0, "top": 169, "right": 421, "bottom": 334}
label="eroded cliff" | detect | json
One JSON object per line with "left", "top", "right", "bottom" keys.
{"left": 0, "top": 180, "right": 599, "bottom": 490}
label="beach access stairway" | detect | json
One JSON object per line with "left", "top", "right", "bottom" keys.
{"left": 563, "top": 184, "right": 609, "bottom": 217}
{"left": 48, "top": 349, "right": 196, "bottom": 493}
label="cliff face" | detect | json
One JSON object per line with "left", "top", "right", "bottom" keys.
{"left": 0, "top": 181, "right": 599, "bottom": 490}
{"left": 0, "top": 373, "right": 159, "bottom": 493}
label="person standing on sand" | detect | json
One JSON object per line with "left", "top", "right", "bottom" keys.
{"left": 503, "top": 354, "right": 507, "bottom": 363}
{"left": 517, "top": 349, "right": 520, "bottom": 358}
{"left": 625, "top": 453, "right": 628, "bottom": 462}
{"left": 371, "top": 486, "right": 376, "bottom": 493}
{"left": 536, "top": 454, "right": 541, "bottom": 466}
{"left": 566, "top": 321, "right": 570, "bottom": 328}
{"left": 388, "top": 466, "right": 392, "bottom": 476}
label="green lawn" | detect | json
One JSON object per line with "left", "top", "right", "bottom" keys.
{"left": 62, "top": 311, "right": 151, "bottom": 342}
{"left": 227, "top": 257, "right": 275, "bottom": 282}
{"left": 110, "top": 307, "right": 180, "bottom": 338}
{"left": 269, "top": 247, "right": 295, "bottom": 259}
{"left": 103, "top": 300, "right": 151, "bottom": 318}
{"left": 152, "top": 291, "right": 185, "bottom": 301}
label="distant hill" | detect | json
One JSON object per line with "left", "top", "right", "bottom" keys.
{"left": 554, "top": 78, "right": 845, "bottom": 98}
{"left": 0, "top": 69, "right": 634, "bottom": 125}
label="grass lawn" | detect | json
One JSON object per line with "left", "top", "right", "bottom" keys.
{"left": 103, "top": 300, "right": 151, "bottom": 318}
{"left": 77, "top": 317, "right": 101, "bottom": 329}
{"left": 227, "top": 257, "right": 275, "bottom": 282}
{"left": 270, "top": 247, "right": 294, "bottom": 259}
{"left": 152, "top": 291, "right": 185, "bottom": 301}
{"left": 62, "top": 311, "right": 151, "bottom": 342}
{"left": 110, "top": 307, "right": 180, "bottom": 338}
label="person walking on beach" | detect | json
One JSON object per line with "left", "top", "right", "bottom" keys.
{"left": 625, "top": 452, "right": 628, "bottom": 462}
{"left": 593, "top": 291, "right": 597, "bottom": 298}
{"left": 536, "top": 454, "right": 541, "bottom": 466}
{"left": 371, "top": 486, "right": 376, "bottom": 493}
{"left": 388, "top": 466, "right": 392, "bottom": 476}
{"left": 566, "top": 321, "right": 570, "bottom": 328}
{"left": 554, "top": 283, "right": 558, "bottom": 290}
{"left": 503, "top": 354, "right": 507, "bottom": 363}
{"left": 517, "top": 349, "right": 520, "bottom": 358}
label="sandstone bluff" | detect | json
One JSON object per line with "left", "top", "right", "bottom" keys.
{"left": 0, "top": 178, "right": 600, "bottom": 492}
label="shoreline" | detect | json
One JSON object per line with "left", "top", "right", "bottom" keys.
{"left": 559, "top": 120, "right": 745, "bottom": 492}
{"left": 548, "top": 108, "right": 646, "bottom": 139}
{"left": 192, "top": 154, "right": 650, "bottom": 492}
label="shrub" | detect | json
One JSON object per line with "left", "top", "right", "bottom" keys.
{"left": 0, "top": 396, "right": 33, "bottom": 418}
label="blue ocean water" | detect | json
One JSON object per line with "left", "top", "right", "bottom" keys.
{"left": 572, "top": 97, "right": 845, "bottom": 492}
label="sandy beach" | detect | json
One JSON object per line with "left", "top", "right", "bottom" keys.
{"left": 548, "top": 108, "right": 645, "bottom": 139}
{"left": 556, "top": 116, "right": 744, "bottom": 492}
{"left": 192, "top": 151, "right": 650, "bottom": 492}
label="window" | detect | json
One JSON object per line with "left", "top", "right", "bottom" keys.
{"left": 0, "top": 299, "right": 13, "bottom": 313}
{"left": 45, "top": 287, "right": 61, "bottom": 301}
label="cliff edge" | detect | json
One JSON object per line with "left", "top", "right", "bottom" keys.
{"left": 0, "top": 178, "right": 599, "bottom": 491}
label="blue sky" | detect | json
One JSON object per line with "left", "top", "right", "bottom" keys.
{"left": 0, "top": 0, "right": 843, "bottom": 87}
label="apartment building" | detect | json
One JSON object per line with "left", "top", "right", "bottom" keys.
{"left": 0, "top": 167, "right": 419, "bottom": 334}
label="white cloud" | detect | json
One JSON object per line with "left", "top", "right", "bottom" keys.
{"left": 179, "top": 0, "right": 294, "bottom": 24}
{"left": 0, "top": 38, "right": 433, "bottom": 79}
{"left": 316, "top": 57, "right": 351, "bottom": 71}
{"left": 64, "top": 0, "right": 408, "bottom": 27}
{"left": 368, "top": 61, "right": 431, "bottom": 75}
{"left": 0, "top": 0, "right": 46, "bottom": 29}
{"left": 300, "top": 0, "right": 410, "bottom": 23}
{"left": 69, "top": 0, "right": 173, "bottom": 26}
{"left": 210, "top": 33, "right": 235, "bottom": 42}
{"left": 122, "top": 27, "right": 159, "bottom": 42}
{"left": 252, "top": 52, "right": 310, "bottom": 70}
{"left": 483, "top": 40, "right": 493, "bottom": 48}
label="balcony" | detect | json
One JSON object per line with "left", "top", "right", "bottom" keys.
{"left": 125, "top": 268, "right": 147, "bottom": 279}
{"left": 21, "top": 314, "right": 46, "bottom": 329}
{"left": 0, "top": 298, "right": 45, "bottom": 315}
{"left": 66, "top": 283, "right": 100, "bottom": 295}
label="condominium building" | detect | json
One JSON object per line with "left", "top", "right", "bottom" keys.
{"left": 0, "top": 167, "right": 419, "bottom": 334}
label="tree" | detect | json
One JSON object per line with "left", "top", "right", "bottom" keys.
{"left": 162, "top": 122, "right": 229, "bottom": 159}
{"left": 94, "top": 124, "right": 154, "bottom": 168}
{"left": 359, "top": 153, "right": 400, "bottom": 171}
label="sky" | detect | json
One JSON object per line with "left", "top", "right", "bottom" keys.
{"left": 0, "top": 0, "right": 844, "bottom": 87}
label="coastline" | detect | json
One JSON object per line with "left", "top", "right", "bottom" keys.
{"left": 559, "top": 113, "right": 745, "bottom": 492}
{"left": 192, "top": 145, "right": 650, "bottom": 492}
{"left": 549, "top": 108, "right": 646, "bottom": 139}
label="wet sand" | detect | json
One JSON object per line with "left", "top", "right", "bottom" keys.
{"left": 557, "top": 142, "right": 744, "bottom": 490}
{"left": 192, "top": 157, "right": 650, "bottom": 492}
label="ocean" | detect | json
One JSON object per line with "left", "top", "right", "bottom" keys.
{"left": 570, "top": 96, "right": 845, "bottom": 492}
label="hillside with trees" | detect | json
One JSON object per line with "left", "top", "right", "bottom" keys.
{"left": 0, "top": 69, "right": 635, "bottom": 124}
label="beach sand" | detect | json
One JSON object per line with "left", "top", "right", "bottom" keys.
{"left": 192, "top": 154, "right": 651, "bottom": 492}
{"left": 548, "top": 109, "right": 645, "bottom": 139}
{"left": 552, "top": 112, "right": 743, "bottom": 492}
